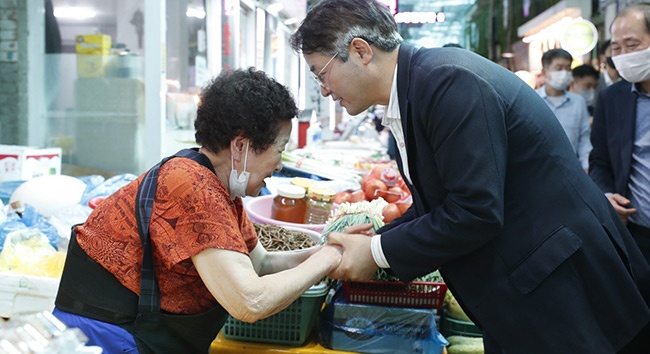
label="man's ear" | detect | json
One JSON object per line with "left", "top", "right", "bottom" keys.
{"left": 350, "top": 37, "right": 374, "bottom": 64}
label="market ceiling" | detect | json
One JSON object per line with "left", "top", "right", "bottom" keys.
{"left": 396, "top": 0, "right": 478, "bottom": 47}
{"left": 305, "top": 0, "right": 478, "bottom": 48}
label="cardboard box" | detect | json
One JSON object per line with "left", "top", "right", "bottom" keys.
{"left": 320, "top": 289, "right": 448, "bottom": 354}
{"left": 0, "top": 272, "right": 60, "bottom": 318}
{"left": 75, "top": 34, "right": 111, "bottom": 55}
{"left": 0, "top": 145, "right": 62, "bottom": 182}
{"left": 76, "top": 54, "right": 112, "bottom": 78}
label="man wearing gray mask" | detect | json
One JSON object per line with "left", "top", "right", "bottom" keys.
{"left": 536, "top": 48, "right": 592, "bottom": 172}
{"left": 590, "top": 3, "right": 650, "bottom": 352}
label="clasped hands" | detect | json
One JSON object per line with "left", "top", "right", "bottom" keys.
{"left": 322, "top": 223, "right": 379, "bottom": 281}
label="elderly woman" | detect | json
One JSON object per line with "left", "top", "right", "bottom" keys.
{"left": 52, "top": 68, "right": 351, "bottom": 354}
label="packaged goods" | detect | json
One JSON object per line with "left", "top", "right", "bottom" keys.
{"left": 304, "top": 187, "right": 336, "bottom": 224}
{"left": 271, "top": 184, "right": 307, "bottom": 224}
{"left": 0, "top": 145, "right": 62, "bottom": 182}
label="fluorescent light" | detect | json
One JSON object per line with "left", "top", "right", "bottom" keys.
{"left": 266, "top": 3, "right": 284, "bottom": 16}
{"left": 53, "top": 7, "right": 96, "bottom": 20}
{"left": 284, "top": 17, "right": 301, "bottom": 26}
{"left": 186, "top": 8, "right": 206, "bottom": 19}
{"left": 395, "top": 12, "right": 444, "bottom": 24}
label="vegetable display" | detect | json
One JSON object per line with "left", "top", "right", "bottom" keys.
{"left": 254, "top": 223, "right": 317, "bottom": 251}
{"left": 333, "top": 165, "right": 413, "bottom": 223}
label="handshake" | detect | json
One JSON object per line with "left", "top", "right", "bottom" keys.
{"left": 321, "top": 223, "right": 379, "bottom": 281}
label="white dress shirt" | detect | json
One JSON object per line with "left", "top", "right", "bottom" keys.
{"left": 370, "top": 64, "right": 411, "bottom": 269}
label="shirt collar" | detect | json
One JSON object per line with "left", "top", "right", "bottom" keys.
{"left": 382, "top": 64, "right": 400, "bottom": 125}
{"left": 631, "top": 83, "right": 650, "bottom": 97}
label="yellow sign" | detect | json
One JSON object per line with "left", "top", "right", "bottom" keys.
{"left": 560, "top": 19, "right": 598, "bottom": 55}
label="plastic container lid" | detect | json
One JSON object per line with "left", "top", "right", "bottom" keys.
{"left": 277, "top": 184, "right": 306, "bottom": 199}
{"left": 307, "top": 187, "right": 336, "bottom": 201}
{"left": 291, "top": 177, "right": 317, "bottom": 192}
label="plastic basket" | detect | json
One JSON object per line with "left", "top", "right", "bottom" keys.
{"left": 342, "top": 280, "right": 447, "bottom": 309}
{"left": 441, "top": 310, "right": 482, "bottom": 337}
{"left": 221, "top": 283, "right": 328, "bottom": 346}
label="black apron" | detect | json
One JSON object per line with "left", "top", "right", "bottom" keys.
{"left": 56, "top": 148, "right": 229, "bottom": 353}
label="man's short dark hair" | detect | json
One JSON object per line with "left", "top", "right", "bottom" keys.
{"left": 541, "top": 48, "right": 573, "bottom": 68}
{"left": 572, "top": 64, "right": 600, "bottom": 80}
{"left": 599, "top": 39, "right": 611, "bottom": 54}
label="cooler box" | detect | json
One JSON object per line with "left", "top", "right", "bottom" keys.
{"left": 320, "top": 288, "right": 448, "bottom": 354}
{"left": 0, "top": 272, "right": 60, "bottom": 318}
{"left": 0, "top": 145, "right": 62, "bottom": 182}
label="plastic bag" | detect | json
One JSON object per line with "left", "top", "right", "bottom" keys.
{"left": 320, "top": 287, "right": 448, "bottom": 354}
{"left": 80, "top": 173, "right": 137, "bottom": 206}
{"left": 0, "top": 218, "right": 27, "bottom": 253}
{"left": 0, "top": 228, "right": 66, "bottom": 278}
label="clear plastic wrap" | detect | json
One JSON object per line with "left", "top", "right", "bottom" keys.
{"left": 0, "top": 311, "right": 102, "bottom": 354}
{"left": 320, "top": 287, "right": 448, "bottom": 354}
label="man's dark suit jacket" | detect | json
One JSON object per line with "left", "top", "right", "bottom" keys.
{"left": 590, "top": 80, "right": 636, "bottom": 196}
{"left": 375, "top": 44, "right": 649, "bottom": 352}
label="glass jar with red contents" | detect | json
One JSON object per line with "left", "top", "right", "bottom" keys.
{"left": 271, "top": 184, "right": 307, "bottom": 223}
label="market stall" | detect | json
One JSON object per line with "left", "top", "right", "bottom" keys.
{"left": 0, "top": 140, "right": 484, "bottom": 354}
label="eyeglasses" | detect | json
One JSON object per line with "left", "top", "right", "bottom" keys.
{"left": 311, "top": 52, "right": 338, "bottom": 88}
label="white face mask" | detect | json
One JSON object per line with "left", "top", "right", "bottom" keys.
{"left": 579, "top": 88, "right": 596, "bottom": 107}
{"left": 547, "top": 70, "right": 573, "bottom": 91}
{"left": 229, "top": 141, "right": 250, "bottom": 199}
{"left": 612, "top": 45, "right": 650, "bottom": 83}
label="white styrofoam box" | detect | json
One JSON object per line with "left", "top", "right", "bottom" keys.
{"left": 0, "top": 272, "right": 60, "bottom": 318}
{"left": 0, "top": 145, "right": 62, "bottom": 182}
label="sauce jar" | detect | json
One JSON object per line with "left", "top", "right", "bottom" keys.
{"left": 304, "top": 187, "right": 336, "bottom": 224}
{"left": 271, "top": 184, "right": 307, "bottom": 223}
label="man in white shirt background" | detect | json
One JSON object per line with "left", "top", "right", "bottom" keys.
{"left": 536, "top": 48, "right": 592, "bottom": 172}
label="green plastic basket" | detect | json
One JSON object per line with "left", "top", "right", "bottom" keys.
{"left": 221, "top": 283, "right": 328, "bottom": 346}
{"left": 441, "top": 309, "right": 482, "bottom": 337}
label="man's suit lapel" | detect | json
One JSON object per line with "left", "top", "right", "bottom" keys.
{"left": 396, "top": 45, "right": 426, "bottom": 214}
{"left": 619, "top": 83, "right": 637, "bottom": 192}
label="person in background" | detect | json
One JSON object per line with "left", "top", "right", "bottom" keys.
{"left": 590, "top": 4, "right": 650, "bottom": 351}
{"left": 536, "top": 48, "right": 592, "bottom": 171}
{"left": 290, "top": 0, "right": 649, "bottom": 352}
{"left": 598, "top": 39, "right": 621, "bottom": 92}
{"left": 52, "top": 68, "right": 357, "bottom": 354}
{"left": 570, "top": 64, "right": 600, "bottom": 116}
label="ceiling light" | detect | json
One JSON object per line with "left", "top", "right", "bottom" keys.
{"left": 53, "top": 7, "right": 96, "bottom": 20}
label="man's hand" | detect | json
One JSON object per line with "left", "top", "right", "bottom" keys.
{"left": 608, "top": 193, "right": 637, "bottom": 223}
{"left": 326, "top": 232, "right": 378, "bottom": 281}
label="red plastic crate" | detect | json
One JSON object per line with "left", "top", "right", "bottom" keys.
{"left": 342, "top": 280, "right": 447, "bottom": 309}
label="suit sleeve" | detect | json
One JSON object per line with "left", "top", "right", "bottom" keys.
{"left": 588, "top": 89, "right": 615, "bottom": 193}
{"left": 381, "top": 65, "right": 508, "bottom": 282}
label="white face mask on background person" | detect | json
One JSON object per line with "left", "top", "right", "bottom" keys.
{"left": 579, "top": 88, "right": 596, "bottom": 107}
{"left": 547, "top": 70, "right": 573, "bottom": 90}
{"left": 229, "top": 141, "right": 250, "bottom": 199}
{"left": 612, "top": 45, "right": 650, "bottom": 83}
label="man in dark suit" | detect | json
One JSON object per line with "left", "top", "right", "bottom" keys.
{"left": 590, "top": 4, "right": 650, "bottom": 352}
{"left": 290, "top": 0, "right": 650, "bottom": 352}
